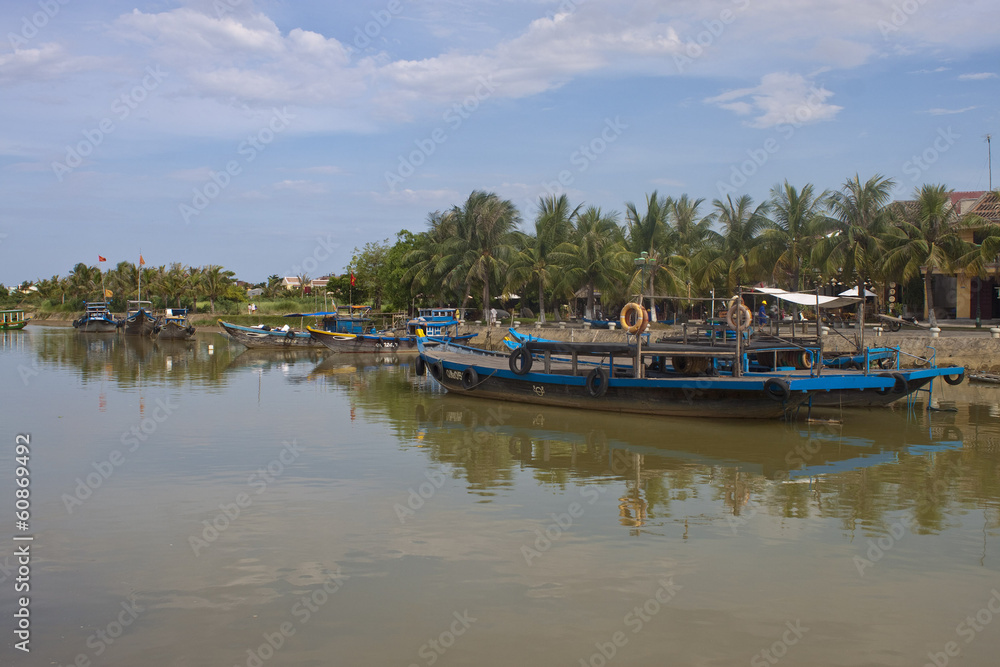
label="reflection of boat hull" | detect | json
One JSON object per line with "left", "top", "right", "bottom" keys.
{"left": 74, "top": 318, "right": 118, "bottom": 333}
{"left": 158, "top": 320, "right": 195, "bottom": 340}
{"left": 809, "top": 376, "right": 936, "bottom": 407}
{"left": 219, "top": 320, "right": 324, "bottom": 349}
{"left": 123, "top": 309, "right": 159, "bottom": 336}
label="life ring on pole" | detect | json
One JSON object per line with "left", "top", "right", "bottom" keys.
{"left": 763, "top": 377, "right": 791, "bottom": 402}
{"left": 586, "top": 367, "right": 609, "bottom": 398}
{"left": 726, "top": 297, "right": 752, "bottom": 330}
{"left": 944, "top": 372, "right": 964, "bottom": 386}
{"left": 461, "top": 367, "right": 479, "bottom": 390}
{"left": 619, "top": 303, "right": 649, "bottom": 335}
{"left": 509, "top": 347, "right": 533, "bottom": 375}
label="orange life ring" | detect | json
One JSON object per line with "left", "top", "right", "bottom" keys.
{"left": 619, "top": 303, "right": 649, "bottom": 334}
{"left": 726, "top": 297, "right": 752, "bottom": 330}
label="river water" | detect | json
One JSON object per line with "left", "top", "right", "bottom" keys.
{"left": 2, "top": 326, "right": 1000, "bottom": 666}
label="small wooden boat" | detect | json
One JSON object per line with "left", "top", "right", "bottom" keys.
{"left": 308, "top": 306, "right": 476, "bottom": 353}
{"left": 0, "top": 309, "right": 30, "bottom": 331}
{"left": 158, "top": 308, "right": 196, "bottom": 340}
{"left": 122, "top": 300, "right": 160, "bottom": 336}
{"left": 969, "top": 372, "right": 1000, "bottom": 385}
{"left": 73, "top": 301, "right": 119, "bottom": 333}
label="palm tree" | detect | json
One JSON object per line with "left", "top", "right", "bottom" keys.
{"left": 625, "top": 191, "right": 684, "bottom": 309}
{"left": 155, "top": 263, "right": 190, "bottom": 308}
{"left": 67, "top": 262, "right": 100, "bottom": 302}
{"left": 753, "top": 181, "right": 829, "bottom": 292}
{"left": 820, "top": 174, "right": 896, "bottom": 336}
{"left": 199, "top": 265, "right": 235, "bottom": 314}
{"left": 692, "top": 194, "right": 770, "bottom": 293}
{"left": 883, "top": 185, "right": 980, "bottom": 326}
{"left": 554, "top": 207, "right": 629, "bottom": 319}
{"left": 509, "top": 195, "right": 580, "bottom": 323}
{"left": 447, "top": 190, "right": 521, "bottom": 316}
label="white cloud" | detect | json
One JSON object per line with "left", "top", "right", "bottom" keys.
{"left": 909, "top": 67, "right": 950, "bottom": 74}
{"left": 958, "top": 72, "right": 997, "bottom": 80}
{"left": 926, "top": 106, "right": 978, "bottom": 115}
{"left": 273, "top": 179, "right": 328, "bottom": 194}
{"left": 704, "top": 72, "right": 842, "bottom": 129}
{"left": 0, "top": 43, "right": 105, "bottom": 85}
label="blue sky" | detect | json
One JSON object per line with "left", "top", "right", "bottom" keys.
{"left": 1, "top": 0, "right": 997, "bottom": 286}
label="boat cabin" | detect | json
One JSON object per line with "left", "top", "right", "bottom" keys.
{"left": 283, "top": 306, "right": 374, "bottom": 334}
{"left": 408, "top": 307, "right": 461, "bottom": 336}
{"left": 0, "top": 309, "right": 29, "bottom": 329}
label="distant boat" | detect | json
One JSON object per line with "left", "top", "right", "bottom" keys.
{"left": 158, "top": 308, "right": 196, "bottom": 340}
{"left": 308, "top": 306, "right": 476, "bottom": 353}
{"left": 73, "top": 301, "right": 119, "bottom": 333}
{"left": 122, "top": 300, "right": 160, "bottom": 336}
{"left": 0, "top": 309, "right": 30, "bottom": 331}
{"left": 217, "top": 310, "right": 350, "bottom": 349}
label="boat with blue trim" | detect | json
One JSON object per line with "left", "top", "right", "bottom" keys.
{"left": 122, "top": 300, "right": 160, "bottom": 336}
{"left": 158, "top": 308, "right": 196, "bottom": 340}
{"left": 73, "top": 301, "right": 119, "bottom": 333}
{"left": 308, "top": 306, "right": 476, "bottom": 353}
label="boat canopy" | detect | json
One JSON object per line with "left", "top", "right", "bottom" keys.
{"left": 752, "top": 287, "right": 862, "bottom": 309}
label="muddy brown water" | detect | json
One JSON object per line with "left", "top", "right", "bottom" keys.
{"left": 2, "top": 326, "right": 1000, "bottom": 666}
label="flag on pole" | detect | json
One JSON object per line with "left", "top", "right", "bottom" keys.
{"left": 350, "top": 273, "right": 356, "bottom": 287}
{"left": 139, "top": 254, "right": 145, "bottom": 266}
{"left": 98, "top": 255, "right": 106, "bottom": 262}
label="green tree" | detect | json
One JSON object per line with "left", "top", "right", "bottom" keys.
{"left": 509, "top": 194, "right": 580, "bottom": 323}
{"left": 555, "top": 206, "right": 629, "bottom": 319}
{"left": 625, "top": 191, "right": 684, "bottom": 307}
{"left": 692, "top": 194, "right": 769, "bottom": 293}
{"left": 754, "top": 181, "right": 829, "bottom": 291}
{"left": 199, "top": 265, "right": 235, "bottom": 314}
{"left": 347, "top": 239, "right": 392, "bottom": 310}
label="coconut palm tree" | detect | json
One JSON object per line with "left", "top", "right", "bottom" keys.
{"left": 753, "top": 181, "right": 829, "bottom": 292}
{"left": 692, "top": 194, "right": 770, "bottom": 293}
{"left": 554, "top": 207, "right": 630, "bottom": 319}
{"left": 625, "top": 191, "right": 684, "bottom": 307}
{"left": 819, "top": 174, "right": 896, "bottom": 334}
{"left": 508, "top": 194, "right": 580, "bottom": 323}
{"left": 199, "top": 265, "right": 235, "bottom": 314}
{"left": 446, "top": 190, "right": 521, "bottom": 315}
{"left": 883, "top": 184, "right": 981, "bottom": 326}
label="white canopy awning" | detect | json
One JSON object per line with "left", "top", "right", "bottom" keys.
{"left": 753, "top": 287, "right": 861, "bottom": 309}
{"left": 838, "top": 287, "right": 877, "bottom": 298}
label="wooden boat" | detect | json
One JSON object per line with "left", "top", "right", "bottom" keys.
{"left": 122, "top": 300, "right": 160, "bottom": 336}
{"left": 0, "top": 309, "right": 30, "bottom": 331}
{"left": 73, "top": 301, "right": 119, "bottom": 333}
{"left": 415, "top": 326, "right": 916, "bottom": 419}
{"left": 969, "top": 372, "right": 1000, "bottom": 385}
{"left": 308, "top": 306, "right": 476, "bottom": 353}
{"left": 158, "top": 308, "right": 195, "bottom": 340}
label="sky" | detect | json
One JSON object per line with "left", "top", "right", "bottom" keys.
{"left": 0, "top": 0, "right": 997, "bottom": 286}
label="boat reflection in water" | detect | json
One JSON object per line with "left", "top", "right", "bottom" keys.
{"left": 407, "top": 391, "right": 973, "bottom": 534}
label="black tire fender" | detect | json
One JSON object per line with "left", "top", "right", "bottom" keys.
{"left": 586, "top": 367, "right": 609, "bottom": 398}
{"left": 509, "top": 347, "right": 533, "bottom": 375}
{"left": 877, "top": 372, "right": 907, "bottom": 395}
{"left": 944, "top": 372, "right": 964, "bottom": 386}
{"left": 415, "top": 355, "right": 426, "bottom": 377}
{"left": 429, "top": 360, "right": 444, "bottom": 381}
{"left": 763, "top": 377, "right": 791, "bottom": 402}
{"left": 461, "top": 367, "right": 479, "bottom": 390}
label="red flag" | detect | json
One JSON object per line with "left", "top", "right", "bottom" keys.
{"left": 98, "top": 255, "right": 107, "bottom": 262}
{"left": 350, "top": 273, "right": 356, "bottom": 287}
{"left": 139, "top": 254, "right": 145, "bottom": 266}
